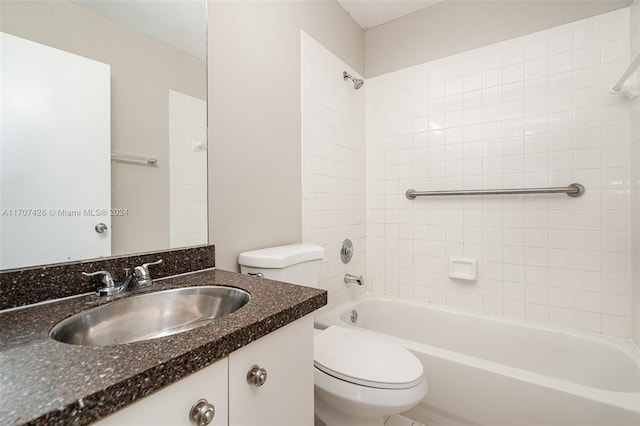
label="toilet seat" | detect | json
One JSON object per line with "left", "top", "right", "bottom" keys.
{"left": 314, "top": 326, "right": 423, "bottom": 390}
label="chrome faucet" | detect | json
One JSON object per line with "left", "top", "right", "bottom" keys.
{"left": 130, "top": 259, "right": 163, "bottom": 288}
{"left": 82, "top": 259, "right": 163, "bottom": 296}
{"left": 82, "top": 270, "right": 119, "bottom": 297}
{"left": 344, "top": 273, "right": 364, "bottom": 286}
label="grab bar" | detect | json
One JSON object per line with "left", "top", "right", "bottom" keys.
{"left": 111, "top": 152, "right": 158, "bottom": 166}
{"left": 405, "top": 183, "right": 584, "bottom": 199}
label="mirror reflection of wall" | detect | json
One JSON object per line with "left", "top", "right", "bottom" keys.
{"left": 0, "top": 0, "right": 207, "bottom": 270}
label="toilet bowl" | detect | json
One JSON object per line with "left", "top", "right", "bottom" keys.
{"left": 238, "top": 243, "right": 428, "bottom": 426}
{"left": 313, "top": 326, "right": 427, "bottom": 426}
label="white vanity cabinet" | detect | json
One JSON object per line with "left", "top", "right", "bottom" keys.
{"left": 229, "top": 314, "right": 314, "bottom": 426}
{"left": 94, "top": 315, "right": 314, "bottom": 426}
{"left": 95, "top": 358, "right": 228, "bottom": 426}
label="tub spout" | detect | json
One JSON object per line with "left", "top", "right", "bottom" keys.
{"left": 344, "top": 273, "right": 364, "bottom": 286}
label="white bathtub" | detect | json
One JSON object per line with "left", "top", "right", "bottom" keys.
{"left": 314, "top": 294, "right": 640, "bottom": 426}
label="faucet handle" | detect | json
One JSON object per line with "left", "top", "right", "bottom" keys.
{"left": 133, "top": 259, "right": 163, "bottom": 287}
{"left": 82, "top": 271, "right": 115, "bottom": 287}
{"left": 82, "top": 271, "right": 121, "bottom": 296}
{"left": 141, "top": 259, "right": 163, "bottom": 270}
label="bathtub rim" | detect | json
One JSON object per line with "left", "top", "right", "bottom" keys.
{"left": 314, "top": 293, "right": 640, "bottom": 415}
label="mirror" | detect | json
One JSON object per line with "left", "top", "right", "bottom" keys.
{"left": 0, "top": 0, "right": 208, "bottom": 270}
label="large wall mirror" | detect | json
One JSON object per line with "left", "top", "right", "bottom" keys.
{"left": 0, "top": 0, "right": 208, "bottom": 270}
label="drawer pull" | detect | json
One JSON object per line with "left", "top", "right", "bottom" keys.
{"left": 246, "top": 365, "right": 268, "bottom": 387}
{"left": 190, "top": 399, "right": 215, "bottom": 426}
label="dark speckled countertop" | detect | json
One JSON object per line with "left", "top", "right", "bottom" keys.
{"left": 0, "top": 269, "right": 327, "bottom": 425}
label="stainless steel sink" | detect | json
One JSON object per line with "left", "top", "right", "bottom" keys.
{"left": 50, "top": 286, "right": 251, "bottom": 346}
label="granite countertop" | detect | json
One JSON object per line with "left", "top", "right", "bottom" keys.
{"left": 0, "top": 269, "right": 327, "bottom": 425}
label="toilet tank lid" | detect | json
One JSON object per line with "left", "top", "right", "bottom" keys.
{"left": 238, "top": 243, "right": 324, "bottom": 268}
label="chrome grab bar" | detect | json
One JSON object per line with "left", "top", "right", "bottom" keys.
{"left": 405, "top": 183, "right": 584, "bottom": 200}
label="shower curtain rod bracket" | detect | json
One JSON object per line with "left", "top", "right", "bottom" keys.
{"left": 610, "top": 84, "right": 638, "bottom": 100}
{"left": 610, "top": 51, "right": 640, "bottom": 100}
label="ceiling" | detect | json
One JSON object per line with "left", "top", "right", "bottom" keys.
{"left": 337, "top": 0, "right": 445, "bottom": 29}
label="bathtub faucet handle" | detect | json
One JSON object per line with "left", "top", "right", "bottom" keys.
{"left": 344, "top": 273, "right": 364, "bottom": 286}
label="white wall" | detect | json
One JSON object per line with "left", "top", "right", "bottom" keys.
{"left": 630, "top": 0, "right": 640, "bottom": 346}
{"left": 208, "top": 1, "right": 364, "bottom": 271}
{"left": 302, "top": 32, "right": 367, "bottom": 311}
{"left": 169, "top": 90, "right": 208, "bottom": 249}
{"left": 365, "top": 0, "right": 630, "bottom": 77}
{"left": 366, "top": 9, "right": 633, "bottom": 337}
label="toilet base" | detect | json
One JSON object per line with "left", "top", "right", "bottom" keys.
{"left": 313, "top": 367, "right": 428, "bottom": 426}
{"left": 315, "top": 393, "right": 384, "bottom": 426}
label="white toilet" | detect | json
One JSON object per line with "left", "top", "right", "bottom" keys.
{"left": 238, "top": 243, "right": 427, "bottom": 426}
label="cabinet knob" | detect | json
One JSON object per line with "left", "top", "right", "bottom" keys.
{"left": 246, "top": 365, "right": 268, "bottom": 387}
{"left": 189, "top": 399, "right": 215, "bottom": 426}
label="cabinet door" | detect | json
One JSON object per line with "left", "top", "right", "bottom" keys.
{"left": 95, "top": 358, "right": 228, "bottom": 426}
{"left": 229, "top": 315, "right": 314, "bottom": 426}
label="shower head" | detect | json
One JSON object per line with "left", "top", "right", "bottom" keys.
{"left": 343, "top": 71, "right": 364, "bottom": 90}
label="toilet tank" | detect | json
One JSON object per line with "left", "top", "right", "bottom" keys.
{"left": 238, "top": 243, "right": 324, "bottom": 287}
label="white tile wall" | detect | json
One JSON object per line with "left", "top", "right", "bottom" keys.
{"left": 366, "top": 9, "right": 633, "bottom": 337}
{"left": 630, "top": 0, "right": 640, "bottom": 346}
{"left": 169, "top": 90, "right": 208, "bottom": 248}
{"left": 302, "top": 32, "right": 367, "bottom": 311}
